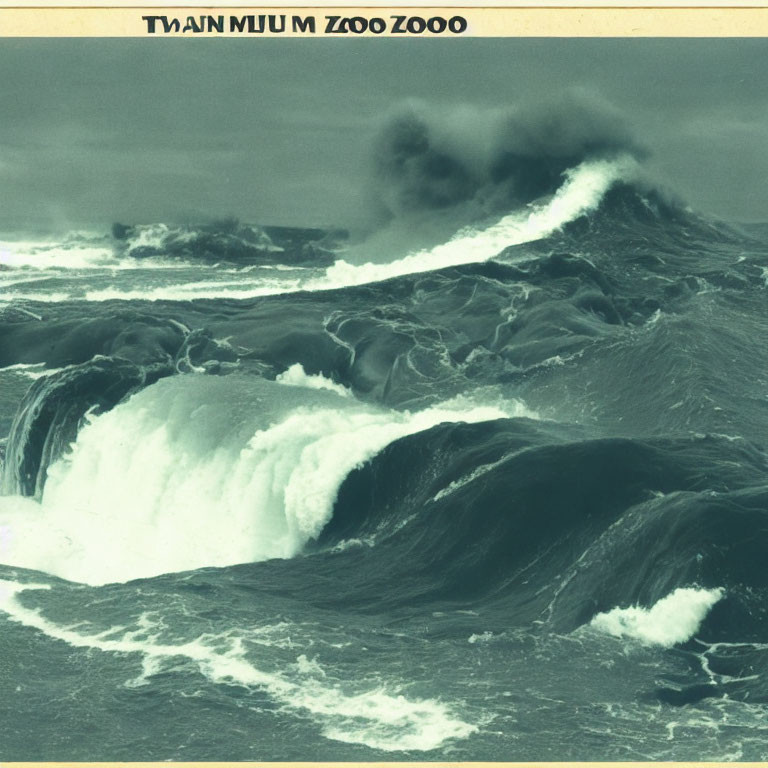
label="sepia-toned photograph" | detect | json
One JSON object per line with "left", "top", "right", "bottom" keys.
{"left": 1, "top": 26, "right": 768, "bottom": 761}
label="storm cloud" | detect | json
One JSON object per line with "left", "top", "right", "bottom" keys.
{"left": 370, "top": 91, "right": 645, "bottom": 221}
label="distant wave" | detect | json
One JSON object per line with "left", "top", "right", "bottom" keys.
{"left": 0, "top": 221, "right": 344, "bottom": 278}
{"left": 112, "top": 219, "right": 346, "bottom": 268}
{"left": 0, "top": 156, "right": 637, "bottom": 304}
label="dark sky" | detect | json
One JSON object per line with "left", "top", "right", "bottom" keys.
{"left": 1, "top": 38, "right": 767, "bottom": 232}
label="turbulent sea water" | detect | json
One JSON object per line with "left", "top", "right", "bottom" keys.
{"left": 1, "top": 157, "right": 768, "bottom": 760}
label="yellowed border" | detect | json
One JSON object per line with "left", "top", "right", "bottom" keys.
{"left": 3, "top": 0, "right": 768, "bottom": 6}
{"left": 5, "top": 764, "right": 768, "bottom": 767}
{"left": 3, "top": 763, "right": 768, "bottom": 767}
{"left": 1, "top": 5, "right": 768, "bottom": 35}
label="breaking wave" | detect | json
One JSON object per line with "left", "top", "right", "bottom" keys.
{"left": 0, "top": 373, "right": 524, "bottom": 584}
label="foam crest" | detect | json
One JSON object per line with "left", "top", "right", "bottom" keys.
{"left": 0, "top": 376, "right": 521, "bottom": 585}
{"left": 0, "top": 580, "right": 474, "bottom": 751}
{"left": 589, "top": 586, "right": 724, "bottom": 648}
{"left": 275, "top": 363, "right": 352, "bottom": 397}
{"left": 312, "top": 155, "right": 635, "bottom": 290}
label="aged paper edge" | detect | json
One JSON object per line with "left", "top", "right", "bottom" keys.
{"left": 0, "top": 5, "right": 767, "bottom": 35}
{"left": 1, "top": 4, "right": 765, "bottom": 768}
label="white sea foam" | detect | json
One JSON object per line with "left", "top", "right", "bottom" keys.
{"left": 0, "top": 239, "right": 116, "bottom": 270}
{"left": 0, "top": 579, "right": 475, "bottom": 751}
{"left": 81, "top": 279, "right": 304, "bottom": 303}
{"left": 0, "top": 376, "right": 528, "bottom": 585}
{"left": 122, "top": 223, "right": 177, "bottom": 255}
{"left": 0, "top": 237, "right": 189, "bottom": 272}
{"left": 0, "top": 291, "right": 73, "bottom": 304}
{"left": 275, "top": 363, "right": 351, "bottom": 397}
{"left": 1, "top": 276, "right": 303, "bottom": 304}
{"left": 0, "top": 233, "right": 240, "bottom": 276}
{"left": 589, "top": 587, "right": 724, "bottom": 647}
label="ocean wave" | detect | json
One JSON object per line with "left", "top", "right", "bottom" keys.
{"left": 310, "top": 155, "right": 637, "bottom": 290}
{"left": 0, "top": 156, "right": 634, "bottom": 303}
{"left": 113, "top": 220, "right": 346, "bottom": 268}
{"left": 0, "top": 374, "right": 523, "bottom": 584}
{"left": 313, "top": 423, "right": 768, "bottom": 641}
